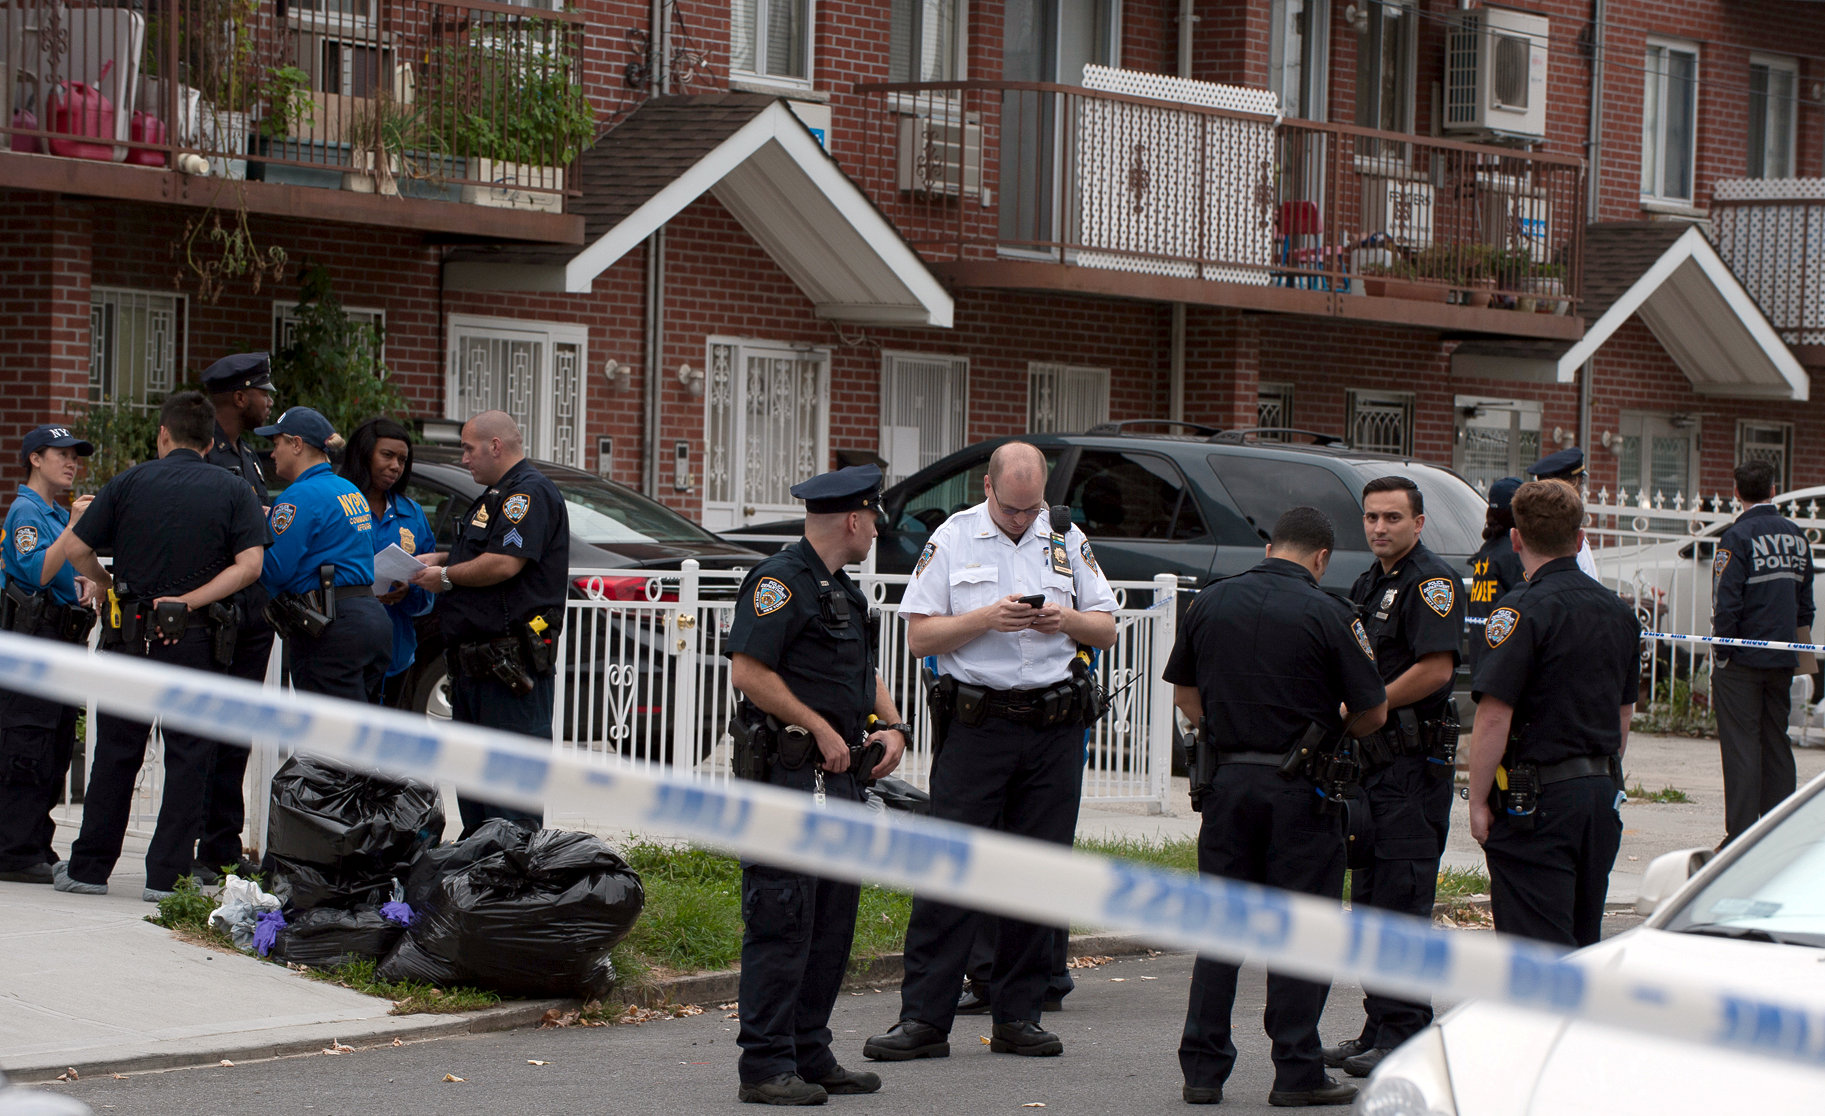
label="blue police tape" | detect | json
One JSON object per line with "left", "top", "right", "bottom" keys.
{"left": 6, "top": 629, "right": 1825, "bottom": 1067}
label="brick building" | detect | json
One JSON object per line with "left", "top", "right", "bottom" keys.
{"left": 1, "top": 0, "right": 1821, "bottom": 527}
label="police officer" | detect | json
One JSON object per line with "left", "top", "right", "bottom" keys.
{"left": 724, "top": 464, "right": 910, "bottom": 1106}
{"left": 1710, "top": 458, "right": 1814, "bottom": 846}
{"left": 253, "top": 407, "right": 390, "bottom": 700}
{"left": 0, "top": 426, "right": 97, "bottom": 884}
{"left": 865, "top": 441, "right": 1117, "bottom": 1064}
{"left": 341, "top": 417, "right": 436, "bottom": 707}
{"left": 1527, "top": 447, "right": 1598, "bottom": 577}
{"left": 1322, "top": 476, "right": 1463, "bottom": 1078}
{"left": 1468, "top": 480, "right": 1640, "bottom": 947}
{"left": 196, "top": 351, "right": 278, "bottom": 879}
{"left": 1465, "top": 477, "right": 1526, "bottom": 675}
{"left": 1167, "top": 507, "right": 1387, "bottom": 1108}
{"left": 43, "top": 392, "right": 268, "bottom": 900}
{"left": 408, "top": 411, "right": 568, "bottom": 835}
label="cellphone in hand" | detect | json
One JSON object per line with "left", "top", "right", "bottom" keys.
{"left": 1016, "top": 593, "right": 1045, "bottom": 609}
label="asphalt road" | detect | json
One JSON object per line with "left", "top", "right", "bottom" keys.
{"left": 43, "top": 912, "right": 1647, "bottom": 1116}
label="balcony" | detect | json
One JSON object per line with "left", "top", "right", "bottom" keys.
{"left": 852, "top": 77, "right": 1586, "bottom": 340}
{"left": 0, "top": 0, "right": 590, "bottom": 243}
{"left": 1711, "top": 179, "right": 1825, "bottom": 365}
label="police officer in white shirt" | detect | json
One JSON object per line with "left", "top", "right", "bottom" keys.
{"left": 864, "top": 441, "right": 1118, "bottom": 1063}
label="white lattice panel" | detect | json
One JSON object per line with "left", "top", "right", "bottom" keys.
{"left": 1713, "top": 199, "right": 1825, "bottom": 345}
{"left": 1081, "top": 64, "right": 1282, "bottom": 119}
{"left": 1713, "top": 177, "right": 1825, "bottom": 201}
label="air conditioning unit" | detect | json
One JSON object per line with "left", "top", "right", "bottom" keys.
{"left": 896, "top": 113, "right": 982, "bottom": 197}
{"left": 1362, "top": 177, "right": 1435, "bottom": 248}
{"left": 1444, "top": 7, "right": 1549, "bottom": 140}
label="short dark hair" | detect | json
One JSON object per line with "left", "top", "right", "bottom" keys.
{"left": 1270, "top": 506, "right": 1335, "bottom": 554}
{"left": 1511, "top": 480, "right": 1582, "bottom": 556}
{"left": 159, "top": 391, "right": 215, "bottom": 450}
{"left": 1361, "top": 474, "right": 1423, "bottom": 516}
{"left": 340, "top": 417, "right": 415, "bottom": 495}
{"left": 1734, "top": 459, "right": 1776, "bottom": 503}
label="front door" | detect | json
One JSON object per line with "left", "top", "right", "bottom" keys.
{"left": 702, "top": 338, "right": 831, "bottom": 531}
{"left": 1453, "top": 396, "right": 1542, "bottom": 493}
{"left": 998, "top": 0, "right": 1117, "bottom": 253}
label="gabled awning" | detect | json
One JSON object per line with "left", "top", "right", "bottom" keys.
{"left": 444, "top": 95, "right": 953, "bottom": 327}
{"left": 1452, "top": 223, "right": 1808, "bottom": 400}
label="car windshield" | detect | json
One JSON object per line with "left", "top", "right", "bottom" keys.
{"left": 555, "top": 475, "right": 724, "bottom": 546}
{"left": 1662, "top": 783, "right": 1825, "bottom": 947}
{"left": 1348, "top": 462, "right": 1486, "bottom": 556}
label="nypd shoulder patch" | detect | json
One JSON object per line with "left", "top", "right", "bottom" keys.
{"left": 914, "top": 541, "right": 937, "bottom": 579}
{"left": 271, "top": 504, "right": 297, "bottom": 536}
{"left": 1419, "top": 577, "right": 1456, "bottom": 617}
{"left": 1712, "top": 548, "right": 1731, "bottom": 581}
{"left": 503, "top": 493, "right": 531, "bottom": 523}
{"left": 1351, "top": 619, "right": 1375, "bottom": 661}
{"left": 754, "top": 576, "right": 792, "bottom": 616}
{"left": 12, "top": 524, "right": 38, "bottom": 557}
{"left": 1485, "top": 607, "right": 1520, "bottom": 648}
{"left": 1080, "top": 540, "right": 1101, "bottom": 576}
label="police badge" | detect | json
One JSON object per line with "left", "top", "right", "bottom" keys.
{"left": 12, "top": 524, "right": 37, "bottom": 556}
{"left": 754, "top": 576, "right": 792, "bottom": 616}
{"left": 1351, "top": 619, "right": 1375, "bottom": 660}
{"left": 270, "top": 503, "right": 297, "bottom": 535}
{"left": 503, "top": 493, "right": 531, "bottom": 523}
{"left": 1712, "top": 548, "right": 1731, "bottom": 584}
{"left": 1079, "top": 540, "right": 1101, "bottom": 576}
{"left": 914, "top": 541, "right": 937, "bottom": 578}
{"left": 1419, "top": 577, "right": 1456, "bottom": 617}
{"left": 1380, "top": 587, "right": 1399, "bottom": 611}
{"left": 1485, "top": 607, "right": 1520, "bottom": 648}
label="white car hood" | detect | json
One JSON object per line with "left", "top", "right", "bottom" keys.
{"left": 1440, "top": 928, "right": 1825, "bottom": 1115}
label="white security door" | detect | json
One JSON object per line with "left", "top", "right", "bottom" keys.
{"left": 446, "top": 315, "right": 586, "bottom": 466}
{"left": 881, "top": 351, "right": 968, "bottom": 484}
{"left": 1028, "top": 361, "right": 1109, "bottom": 433}
{"left": 703, "top": 338, "right": 831, "bottom": 530}
{"left": 1453, "top": 396, "right": 1542, "bottom": 492}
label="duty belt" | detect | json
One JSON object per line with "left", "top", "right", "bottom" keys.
{"left": 1536, "top": 754, "right": 1619, "bottom": 785}
{"left": 982, "top": 685, "right": 1060, "bottom": 719}
{"left": 1214, "top": 751, "right": 1288, "bottom": 766}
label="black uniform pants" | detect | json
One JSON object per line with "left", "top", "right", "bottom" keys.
{"left": 1180, "top": 765, "right": 1345, "bottom": 1094}
{"left": 1350, "top": 752, "right": 1453, "bottom": 1049}
{"left": 67, "top": 632, "right": 226, "bottom": 892}
{"left": 195, "top": 623, "right": 273, "bottom": 870}
{"left": 0, "top": 686, "right": 78, "bottom": 872}
{"left": 966, "top": 921, "right": 1074, "bottom": 1004}
{"left": 1482, "top": 775, "right": 1621, "bottom": 948}
{"left": 451, "top": 665, "right": 552, "bottom": 837}
{"left": 737, "top": 763, "right": 862, "bottom": 1085}
{"left": 899, "top": 716, "right": 1084, "bottom": 1030}
{"left": 286, "top": 597, "right": 393, "bottom": 703}
{"left": 1713, "top": 662, "right": 1798, "bottom": 845}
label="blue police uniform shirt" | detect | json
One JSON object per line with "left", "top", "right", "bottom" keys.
{"left": 261, "top": 462, "right": 377, "bottom": 596}
{"left": 4, "top": 486, "right": 77, "bottom": 606}
{"left": 1713, "top": 503, "right": 1817, "bottom": 671}
{"left": 372, "top": 490, "right": 435, "bottom": 678}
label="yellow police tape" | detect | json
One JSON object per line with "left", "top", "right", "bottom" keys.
{"left": 5, "top": 628, "right": 1824, "bottom": 1068}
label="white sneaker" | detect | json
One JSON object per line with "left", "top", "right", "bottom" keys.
{"left": 51, "top": 861, "right": 107, "bottom": 895}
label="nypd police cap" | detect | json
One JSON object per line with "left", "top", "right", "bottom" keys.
{"left": 1527, "top": 447, "right": 1585, "bottom": 481}
{"left": 20, "top": 424, "right": 95, "bottom": 467}
{"left": 255, "top": 406, "right": 336, "bottom": 450}
{"left": 790, "top": 464, "right": 883, "bottom": 514}
{"left": 200, "top": 351, "right": 275, "bottom": 394}
{"left": 1487, "top": 475, "right": 1524, "bottom": 510}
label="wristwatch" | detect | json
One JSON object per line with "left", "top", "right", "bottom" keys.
{"left": 883, "top": 721, "right": 914, "bottom": 741}
{"left": 439, "top": 566, "right": 453, "bottom": 592}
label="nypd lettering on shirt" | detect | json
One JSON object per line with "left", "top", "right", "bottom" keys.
{"left": 1747, "top": 533, "right": 1810, "bottom": 579}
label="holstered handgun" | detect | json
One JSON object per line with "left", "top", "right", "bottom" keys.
{"left": 207, "top": 601, "right": 240, "bottom": 667}
{"left": 317, "top": 565, "right": 337, "bottom": 623}
{"left": 2, "top": 581, "right": 46, "bottom": 635}
{"left": 924, "top": 668, "right": 954, "bottom": 759}
{"left": 265, "top": 594, "right": 330, "bottom": 640}
{"left": 1188, "top": 718, "right": 1218, "bottom": 812}
{"left": 729, "top": 706, "right": 775, "bottom": 782}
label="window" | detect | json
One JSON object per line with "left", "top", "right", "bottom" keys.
{"left": 1346, "top": 389, "right": 1413, "bottom": 456}
{"left": 272, "top": 301, "right": 385, "bottom": 358}
{"left": 445, "top": 315, "right": 586, "bottom": 467}
{"left": 880, "top": 352, "right": 968, "bottom": 485}
{"left": 890, "top": 0, "right": 963, "bottom": 84}
{"left": 702, "top": 338, "right": 831, "bottom": 529}
{"left": 1355, "top": 0, "right": 1415, "bottom": 154}
{"left": 1642, "top": 40, "right": 1699, "bottom": 203}
{"left": 1028, "top": 362, "right": 1109, "bottom": 433}
{"left": 1738, "top": 420, "right": 1794, "bottom": 493}
{"left": 732, "top": 0, "right": 811, "bottom": 84}
{"left": 1063, "top": 450, "right": 1207, "bottom": 541}
{"left": 1270, "top": 0, "right": 1329, "bottom": 121}
{"left": 1617, "top": 411, "right": 1699, "bottom": 505}
{"left": 1452, "top": 396, "right": 1541, "bottom": 493}
{"left": 90, "top": 288, "right": 184, "bottom": 407}
{"left": 1749, "top": 55, "right": 1799, "bottom": 180}
{"left": 1210, "top": 454, "right": 1367, "bottom": 549}
{"left": 1257, "top": 383, "right": 1294, "bottom": 439}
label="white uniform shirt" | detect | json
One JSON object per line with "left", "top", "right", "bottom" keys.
{"left": 899, "top": 503, "right": 1118, "bottom": 690}
{"left": 1576, "top": 537, "right": 1598, "bottom": 579}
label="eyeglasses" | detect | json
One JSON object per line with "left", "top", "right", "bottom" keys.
{"left": 987, "top": 480, "right": 1044, "bottom": 520}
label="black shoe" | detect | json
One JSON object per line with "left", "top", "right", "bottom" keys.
{"left": 1183, "top": 1084, "right": 1223, "bottom": 1104}
{"left": 1319, "top": 1038, "right": 1369, "bottom": 1068}
{"left": 190, "top": 863, "right": 222, "bottom": 886}
{"left": 0, "top": 863, "right": 54, "bottom": 884}
{"left": 863, "top": 1021, "right": 950, "bottom": 1061}
{"left": 1340, "top": 1047, "right": 1391, "bottom": 1078}
{"left": 955, "top": 984, "right": 991, "bottom": 1015}
{"left": 1267, "top": 1077, "right": 1358, "bottom": 1107}
{"left": 737, "top": 1074, "right": 828, "bottom": 1106}
{"left": 814, "top": 1067, "right": 881, "bottom": 1095}
{"left": 989, "top": 1020, "right": 1063, "bottom": 1057}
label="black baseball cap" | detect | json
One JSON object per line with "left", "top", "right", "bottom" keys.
{"left": 20, "top": 424, "right": 95, "bottom": 466}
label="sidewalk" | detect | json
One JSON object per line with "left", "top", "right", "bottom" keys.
{"left": 3, "top": 732, "right": 1814, "bottom": 1082}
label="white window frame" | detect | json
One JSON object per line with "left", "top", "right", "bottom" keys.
{"left": 272, "top": 300, "right": 386, "bottom": 358}
{"left": 1269, "top": 0, "right": 1330, "bottom": 122}
{"left": 1346, "top": 389, "right": 1414, "bottom": 456}
{"left": 1748, "top": 53, "right": 1800, "bottom": 180}
{"left": 1642, "top": 38, "right": 1700, "bottom": 205}
{"left": 730, "top": 0, "right": 816, "bottom": 89}
{"left": 1027, "top": 361, "right": 1109, "bottom": 434}
{"left": 880, "top": 351, "right": 969, "bottom": 485}
{"left": 443, "top": 314, "right": 588, "bottom": 467}
{"left": 1737, "top": 419, "right": 1794, "bottom": 492}
{"left": 89, "top": 287, "right": 186, "bottom": 409}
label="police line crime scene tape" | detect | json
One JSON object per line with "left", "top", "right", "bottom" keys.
{"left": 1467, "top": 614, "right": 1825, "bottom": 656}
{"left": 4, "top": 630, "right": 1824, "bottom": 1070}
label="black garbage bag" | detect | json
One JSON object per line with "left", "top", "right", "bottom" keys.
{"left": 378, "top": 827, "right": 644, "bottom": 1000}
{"left": 399, "top": 817, "right": 532, "bottom": 908}
{"left": 270, "top": 906, "right": 407, "bottom": 969}
{"left": 870, "top": 775, "right": 932, "bottom": 815}
{"left": 264, "top": 755, "right": 443, "bottom": 912}
{"left": 263, "top": 854, "right": 393, "bottom": 913}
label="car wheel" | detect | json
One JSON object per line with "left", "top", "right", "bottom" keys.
{"left": 410, "top": 662, "right": 453, "bottom": 722}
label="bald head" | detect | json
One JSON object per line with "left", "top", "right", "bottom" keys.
{"left": 460, "top": 409, "right": 526, "bottom": 486}
{"left": 983, "top": 441, "right": 1048, "bottom": 541}
{"left": 987, "top": 441, "right": 1046, "bottom": 488}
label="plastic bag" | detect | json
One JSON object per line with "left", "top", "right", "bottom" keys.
{"left": 206, "top": 874, "right": 282, "bottom": 951}
{"left": 378, "top": 826, "right": 643, "bottom": 999}
{"left": 264, "top": 755, "right": 443, "bottom": 912}
{"left": 271, "top": 906, "right": 406, "bottom": 969}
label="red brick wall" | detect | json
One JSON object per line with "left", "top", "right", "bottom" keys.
{"left": 0, "top": 192, "right": 94, "bottom": 455}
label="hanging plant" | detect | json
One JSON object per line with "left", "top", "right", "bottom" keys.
{"left": 171, "top": 188, "right": 288, "bottom": 303}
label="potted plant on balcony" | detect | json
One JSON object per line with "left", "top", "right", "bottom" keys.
{"left": 1359, "top": 258, "right": 1448, "bottom": 302}
{"left": 184, "top": 0, "right": 260, "bottom": 179}
{"left": 431, "top": 36, "right": 595, "bottom": 213}
{"left": 246, "top": 65, "right": 342, "bottom": 188}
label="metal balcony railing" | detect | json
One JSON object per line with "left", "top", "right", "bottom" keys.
{"left": 1712, "top": 180, "right": 1825, "bottom": 347}
{"left": 0, "top": 0, "right": 592, "bottom": 208}
{"left": 852, "top": 79, "right": 1585, "bottom": 309}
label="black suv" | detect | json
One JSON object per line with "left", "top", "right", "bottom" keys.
{"left": 722, "top": 424, "right": 1490, "bottom": 594}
